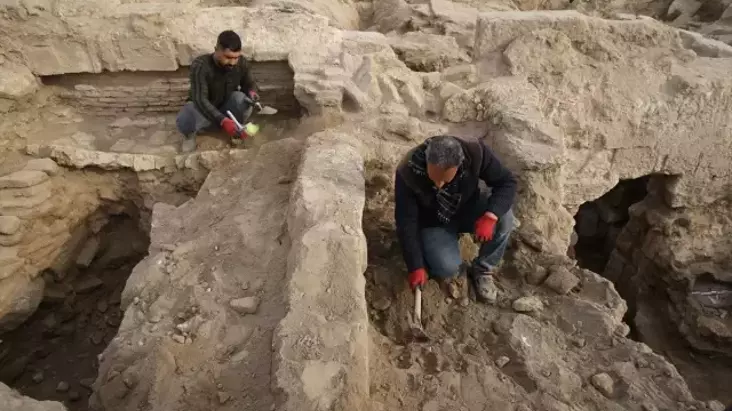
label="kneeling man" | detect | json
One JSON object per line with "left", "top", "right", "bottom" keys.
{"left": 394, "top": 135, "right": 517, "bottom": 302}
{"left": 176, "top": 30, "right": 260, "bottom": 153}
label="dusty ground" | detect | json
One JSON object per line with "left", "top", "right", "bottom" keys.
{"left": 0, "top": 214, "right": 149, "bottom": 410}
{"left": 361, "top": 163, "right": 731, "bottom": 410}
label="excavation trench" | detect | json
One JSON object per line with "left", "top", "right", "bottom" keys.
{"left": 34, "top": 62, "right": 304, "bottom": 156}
{"left": 0, "top": 165, "right": 204, "bottom": 410}
{"left": 572, "top": 175, "right": 732, "bottom": 405}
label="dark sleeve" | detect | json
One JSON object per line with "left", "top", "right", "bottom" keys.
{"left": 478, "top": 141, "right": 518, "bottom": 217}
{"left": 394, "top": 172, "right": 425, "bottom": 273}
{"left": 190, "top": 59, "right": 225, "bottom": 124}
{"left": 239, "top": 59, "right": 258, "bottom": 94}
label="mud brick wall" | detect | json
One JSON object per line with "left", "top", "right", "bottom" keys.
{"left": 48, "top": 62, "right": 300, "bottom": 116}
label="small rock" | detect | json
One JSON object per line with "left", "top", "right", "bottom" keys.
{"left": 0, "top": 216, "right": 21, "bottom": 235}
{"left": 80, "top": 378, "right": 95, "bottom": 389}
{"left": 590, "top": 373, "right": 614, "bottom": 397}
{"left": 543, "top": 267, "right": 580, "bottom": 295}
{"left": 495, "top": 356, "right": 510, "bottom": 368}
{"left": 90, "top": 330, "right": 105, "bottom": 345}
{"left": 512, "top": 296, "right": 543, "bottom": 313}
{"left": 570, "top": 337, "right": 586, "bottom": 348}
{"left": 68, "top": 390, "right": 80, "bottom": 401}
{"left": 218, "top": 392, "right": 231, "bottom": 404}
{"left": 459, "top": 298, "right": 469, "bottom": 307}
{"left": 641, "top": 402, "right": 659, "bottom": 411}
{"left": 56, "top": 381, "right": 70, "bottom": 392}
{"left": 526, "top": 266, "right": 548, "bottom": 285}
{"left": 230, "top": 349, "right": 249, "bottom": 363}
{"left": 31, "top": 371, "right": 44, "bottom": 383}
{"left": 74, "top": 277, "right": 104, "bottom": 294}
{"left": 172, "top": 334, "right": 186, "bottom": 344}
{"left": 707, "top": 400, "right": 725, "bottom": 411}
{"left": 96, "top": 300, "right": 109, "bottom": 313}
{"left": 185, "top": 337, "right": 193, "bottom": 345}
{"left": 229, "top": 297, "right": 260, "bottom": 315}
{"left": 372, "top": 297, "right": 392, "bottom": 311}
{"left": 75, "top": 237, "right": 100, "bottom": 268}
{"left": 240, "top": 281, "right": 250, "bottom": 290}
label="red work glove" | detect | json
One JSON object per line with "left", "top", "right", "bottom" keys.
{"left": 221, "top": 117, "right": 239, "bottom": 137}
{"left": 248, "top": 90, "right": 259, "bottom": 101}
{"left": 475, "top": 212, "right": 498, "bottom": 242}
{"left": 408, "top": 268, "right": 427, "bottom": 290}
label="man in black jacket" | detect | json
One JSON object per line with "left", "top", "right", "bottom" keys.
{"left": 176, "top": 30, "right": 259, "bottom": 153}
{"left": 394, "top": 135, "right": 517, "bottom": 303}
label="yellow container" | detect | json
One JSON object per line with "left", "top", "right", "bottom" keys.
{"left": 244, "top": 122, "right": 260, "bottom": 136}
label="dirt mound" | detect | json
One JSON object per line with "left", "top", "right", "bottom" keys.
{"left": 363, "top": 194, "right": 707, "bottom": 410}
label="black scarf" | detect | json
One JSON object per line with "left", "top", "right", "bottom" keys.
{"left": 408, "top": 139, "right": 464, "bottom": 224}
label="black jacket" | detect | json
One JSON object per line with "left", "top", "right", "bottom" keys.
{"left": 187, "top": 54, "right": 258, "bottom": 124}
{"left": 394, "top": 137, "right": 517, "bottom": 272}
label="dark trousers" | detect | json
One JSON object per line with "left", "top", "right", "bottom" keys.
{"left": 420, "top": 190, "right": 515, "bottom": 279}
{"left": 175, "top": 91, "right": 253, "bottom": 137}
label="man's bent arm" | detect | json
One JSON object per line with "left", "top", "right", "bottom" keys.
{"left": 239, "top": 59, "right": 258, "bottom": 94}
{"left": 395, "top": 172, "right": 425, "bottom": 273}
{"left": 190, "top": 59, "right": 226, "bottom": 124}
{"left": 478, "top": 141, "right": 518, "bottom": 218}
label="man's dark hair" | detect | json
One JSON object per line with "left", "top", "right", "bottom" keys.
{"left": 425, "top": 135, "right": 464, "bottom": 168}
{"left": 216, "top": 30, "right": 242, "bottom": 52}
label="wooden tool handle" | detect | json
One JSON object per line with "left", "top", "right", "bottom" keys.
{"left": 414, "top": 287, "right": 422, "bottom": 322}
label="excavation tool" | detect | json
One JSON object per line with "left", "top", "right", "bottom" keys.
{"left": 226, "top": 96, "right": 278, "bottom": 139}
{"left": 226, "top": 110, "right": 260, "bottom": 137}
{"left": 243, "top": 94, "right": 278, "bottom": 116}
{"left": 408, "top": 286, "right": 430, "bottom": 342}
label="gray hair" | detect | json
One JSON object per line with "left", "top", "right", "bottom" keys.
{"left": 425, "top": 135, "right": 464, "bottom": 168}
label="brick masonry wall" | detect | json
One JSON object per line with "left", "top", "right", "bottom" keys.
{"left": 51, "top": 61, "right": 300, "bottom": 116}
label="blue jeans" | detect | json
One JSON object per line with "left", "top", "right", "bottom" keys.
{"left": 420, "top": 191, "right": 515, "bottom": 279}
{"left": 175, "top": 91, "right": 253, "bottom": 137}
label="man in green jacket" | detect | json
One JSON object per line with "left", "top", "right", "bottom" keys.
{"left": 176, "top": 30, "right": 259, "bottom": 153}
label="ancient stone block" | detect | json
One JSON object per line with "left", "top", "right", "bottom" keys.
{"left": 26, "top": 42, "right": 100, "bottom": 76}
{"left": 544, "top": 267, "right": 580, "bottom": 294}
{"left": 0, "top": 170, "right": 49, "bottom": 189}
{"left": 0, "top": 61, "right": 40, "bottom": 100}
{"left": 0, "top": 276, "right": 45, "bottom": 333}
{"left": 0, "top": 216, "right": 21, "bottom": 235}
{"left": 24, "top": 158, "right": 60, "bottom": 176}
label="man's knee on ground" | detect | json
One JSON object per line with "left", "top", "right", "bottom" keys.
{"left": 176, "top": 102, "right": 201, "bottom": 135}
{"left": 427, "top": 254, "right": 461, "bottom": 279}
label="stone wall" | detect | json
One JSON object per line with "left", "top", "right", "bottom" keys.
{"left": 47, "top": 62, "right": 300, "bottom": 116}
{"left": 1, "top": 5, "right": 349, "bottom": 116}
{"left": 274, "top": 131, "right": 369, "bottom": 410}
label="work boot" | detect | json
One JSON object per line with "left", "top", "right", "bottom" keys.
{"left": 180, "top": 134, "right": 196, "bottom": 153}
{"left": 469, "top": 266, "right": 498, "bottom": 304}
